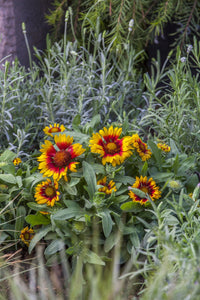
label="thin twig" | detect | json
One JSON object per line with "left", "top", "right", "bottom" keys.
{"left": 180, "top": 0, "right": 197, "bottom": 49}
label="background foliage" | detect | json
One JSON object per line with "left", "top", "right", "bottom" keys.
{"left": 0, "top": 2, "right": 200, "bottom": 299}
{"left": 46, "top": 0, "right": 200, "bottom": 58}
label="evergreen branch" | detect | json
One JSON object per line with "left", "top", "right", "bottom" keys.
{"left": 180, "top": 0, "right": 197, "bottom": 49}
{"left": 109, "top": 0, "right": 112, "bottom": 16}
{"left": 140, "top": 0, "right": 158, "bottom": 22}
{"left": 117, "top": 0, "right": 124, "bottom": 28}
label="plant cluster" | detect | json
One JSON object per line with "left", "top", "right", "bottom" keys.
{"left": 1, "top": 9, "right": 200, "bottom": 298}
{"left": 0, "top": 117, "right": 198, "bottom": 296}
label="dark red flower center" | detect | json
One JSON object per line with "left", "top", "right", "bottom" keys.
{"left": 104, "top": 142, "right": 119, "bottom": 154}
{"left": 44, "top": 186, "right": 56, "bottom": 198}
{"left": 24, "top": 233, "right": 30, "bottom": 240}
{"left": 49, "top": 127, "right": 61, "bottom": 133}
{"left": 53, "top": 150, "right": 71, "bottom": 167}
{"left": 140, "top": 186, "right": 149, "bottom": 194}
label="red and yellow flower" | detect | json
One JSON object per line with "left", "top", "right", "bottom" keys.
{"left": 38, "top": 134, "right": 85, "bottom": 181}
{"left": 129, "top": 175, "right": 161, "bottom": 205}
{"left": 43, "top": 123, "right": 66, "bottom": 137}
{"left": 13, "top": 157, "right": 22, "bottom": 165}
{"left": 132, "top": 134, "right": 152, "bottom": 161}
{"left": 157, "top": 142, "right": 171, "bottom": 152}
{"left": 20, "top": 226, "right": 35, "bottom": 246}
{"left": 35, "top": 179, "right": 60, "bottom": 207}
{"left": 89, "top": 126, "right": 133, "bottom": 167}
{"left": 97, "top": 176, "right": 117, "bottom": 194}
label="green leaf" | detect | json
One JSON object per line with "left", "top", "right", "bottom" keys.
{"left": 141, "top": 161, "right": 148, "bottom": 177}
{"left": 29, "top": 226, "right": 52, "bottom": 254}
{"left": 63, "top": 183, "right": 77, "bottom": 195}
{"left": 16, "top": 176, "right": 23, "bottom": 188}
{"left": 0, "top": 174, "right": 16, "bottom": 185}
{"left": 84, "top": 250, "right": 105, "bottom": 266}
{"left": 120, "top": 201, "right": 143, "bottom": 213}
{"left": 27, "top": 202, "right": 50, "bottom": 212}
{"left": 114, "top": 175, "right": 135, "bottom": 185}
{"left": 25, "top": 214, "right": 50, "bottom": 226}
{"left": 44, "top": 239, "right": 65, "bottom": 256}
{"left": 114, "top": 194, "right": 129, "bottom": 203}
{"left": 63, "top": 200, "right": 82, "bottom": 209}
{"left": 130, "top": 230, "right": 140, "bottom": 248}
{"left": 72, "top": 114, "right": 81, "bottom": 131}
{"left": 148, "top": 140, "right": 162, "bottom": 165}
{"left": 68, "top": 177, "right": 80, "bottom": 187}
{"left": 129, "top": 187, "right": 146, "bottom": 198}
{"left": 83, "top": 161, "right": 97, "bottom": 199}
{"left": 89, "top": 114, "right": 101, "bottom": 128}
{"left": 15, "top": 206, "right": 26, "bottom": 240}
{"left": 23, "top": 173, "right": 44, "bottom": 190}
{"left": 1, "top": 164, "right": 15, "bottom": 175}
{"left": 62, "top": 131, "right": 89, "bottom": 144}
{"left": 148, "top": 171, "right": 174, "bottom": 183}
{"left": 136, "top": 216, "right": 153, "bottom": 229}
{"left": 122, "top": 226, "right": 139, "bottom": 235}
{"left": 163, "top": 215, "right": 179, "bottom": 226}
{"left": 52, "top": 207, "right": 84, "bottom": 220}
{"left": 92, "top": 163, "right": 105, "bottom": 175}
{"left": 0, "top": 150, "right": 16, "bottom": 162}
{"left": 99, "top": 210, "right": 113, "bottom": 238}
{"left": 169, "top": 138, "right": 179, "bottom": 155}
{"left": 84, "top": 114, "right": 101, "bottom": 133}
{"left": 0, "top": 194, "right": 10, "bottom": 202}
{"left": 104, "top": 233, "right": 120, "bottom": 253}
{"left": 0, "top": 232, "right": 9, "bottom": 244}
{"left": 177, "top": 156, "right": 195, "bottom": 176}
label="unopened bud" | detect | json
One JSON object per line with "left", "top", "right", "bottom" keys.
{"left": 128, "top": 19, "right": 134, "bottom": 32}
{"left": 22, "top": 22, "right": 26, "bottom": 34}
{"left": 65, "top": 11, "right": 69, "bottom": 22}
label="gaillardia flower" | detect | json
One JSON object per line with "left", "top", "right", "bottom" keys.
{"left": 97, "top": 176, "right": 117, "bottom": 194}
{"left": 13, "top": 157, "right": 22, "bottom": 165}
{"left": 157, "top": 142, "right": 171, "bottom": 152}
{"left": 43, "top": 123, "right": 65, "bottom": 137}
{"left": 35, "top": 179, "right": 60, "bottom": 207}
{"left": 89, "top": 126, "right": 133, "bottom": 167}
{"left": 132, "top": 134, "right": 152, "bottom": 161}
{"left": 38, "top": 134, "right": 85, "bottom": 181}
{"left": 129, "top": 175, "right": 161, "bottom": 205}
{"left": 20, "top": 226, "right": 35, "bottom": 246}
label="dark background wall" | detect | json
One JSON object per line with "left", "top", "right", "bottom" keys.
{"left": 0, "top": 0, "right": 51, "bottom": 67}
{"left": 13, "top": 0, "right": 51, "bottom": 66}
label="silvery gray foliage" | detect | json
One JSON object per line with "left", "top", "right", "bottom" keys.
{"left": 0, "top": 34, "right": 144, "bottom": 153}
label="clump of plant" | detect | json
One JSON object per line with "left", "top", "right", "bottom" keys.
{"left": 0, "top": 15, "right": 145, "bottom": 156}
{"left": 139, "top": 38, "right": 200, "bottom": 156}
{"left": 0, "top": 118, "right": 197, "bottom": 296}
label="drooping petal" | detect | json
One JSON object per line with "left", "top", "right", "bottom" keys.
{"left": 129, "top": 175, "right": 161, "bottom": 205}
{"left": 97, "top": 176, "right": 117, "bottom": 195}
{"left": 132, "top": 135, "right": 152, "bottom": 161}
{"left": 157, "top": 142, "right": 171, "bottom": 152}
